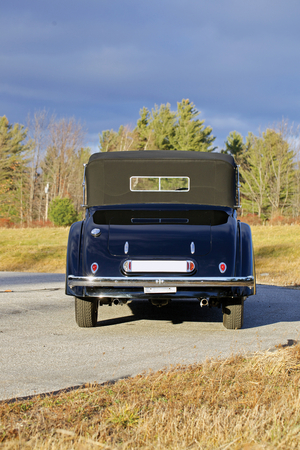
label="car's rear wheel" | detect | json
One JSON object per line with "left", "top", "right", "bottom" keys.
{"left": 75, "top": 297, "right": 98, "bottom": 327}
{"left": 222, "top": 298, "right": 245, "bottom": 329}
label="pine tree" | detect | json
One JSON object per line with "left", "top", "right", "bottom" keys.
{"left": 170, "top": 99, "right": 215, "bottom": 152}
{"left": 135, "top": 107, "right": 154, "bottom": 150}
{"left": 0, "top": 116, "right": 30, "bottom": 223}
{"left": 150, "top": 103, "right": 176, "bottom": 150}
{"left": 223, "top": 131, "right": 244, "bottom": 161}
{"left": 99, "top": 100, "right": 215, "bottom": 153}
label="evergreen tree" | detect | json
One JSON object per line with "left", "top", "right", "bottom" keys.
{"left": 150, "top": 103, "right": 176, "bottom": 150}
{"left": 99, "top": 129, "right": 118, "bottom": 152}
{"left": 223, "top": 131, "right": 244, "bottom": 161}
{"left": 135, "top": 107, "right": 154, "bottom": 150}
{"left": 0, "top": 116, "right": 30, "bottom": 223}
{"left": 49, "top": 197, "right": 78, "bottom": 226}
{"left": 170, "top": 99, "right": 215, "bottom": 152}
{"left": 99, "top": 126, "right": 135, "bottom": 152}
{"left": 100, "top": 100, "right": 215, "bottom": 153}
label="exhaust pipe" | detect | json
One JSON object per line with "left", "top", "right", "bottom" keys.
{"left": 113, "top": 299, "right": 125, "bottom": 306}
{"left": 200, "top": 298, "right": 209, "bottom": 307}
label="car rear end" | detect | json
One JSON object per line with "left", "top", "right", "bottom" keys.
{"left": 66, "top": 150, "right": 255, "bottom": 329}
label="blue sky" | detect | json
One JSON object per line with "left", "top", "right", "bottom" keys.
{"left": 1, "top": 0, "right": 300, "bottom": 152}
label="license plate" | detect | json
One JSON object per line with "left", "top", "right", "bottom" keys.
{"left": 144, "top": 287, "right": 177, "bottom": 294}
{"left": 132, "top": 260, "right": 187, "bottom": 272}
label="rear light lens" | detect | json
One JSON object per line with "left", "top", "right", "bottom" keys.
{"left": 91, "top": 262, "right": 99, "bottom": 274}
{"left": 187, "top": 261, "right": 195, "bottom": 272}
{"left": 123, "top": 260, "right": 132, "bottom": 272}
{"left": 219, "top": 262, "right": 227, "bottom": 273}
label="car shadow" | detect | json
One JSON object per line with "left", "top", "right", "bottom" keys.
{"left": 96, "top": 299, "right": 223, "bottom": 327}
{"left": 242, "top": 285, "right": 300, "bottom": 329}
{"left": 96, "top": 285, "right": 300, "bottom": 329}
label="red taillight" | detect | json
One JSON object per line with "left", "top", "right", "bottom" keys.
{"left": 219, "top": 262, "right": 227, "bottom": 273}
{"left": 91, "top": 262, "right": 98, "bottom": 274}
{"left": 187, "top": 261, "right": 195, "bottom": 272}
{"left": 123, "top": 260, "right": 132, "bottom": 272}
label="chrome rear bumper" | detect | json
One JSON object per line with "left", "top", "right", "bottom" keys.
{"left": 68, "top": 275, "right": 255, "bottom": 288}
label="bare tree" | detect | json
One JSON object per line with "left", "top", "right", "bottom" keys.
{"left": 240, "top": 133, "right": 270, "bottom": 217}
{"left": 99, "top": 125, "right": 136, "bottom": 152}
{"left": 27, "top": 110, "right": 49, "bottom": 223}
{"left": 41, "top": 117, "right": 89, "bottom": 216}
{"left": 240, "top": 122, "right": 297, "bottom": 218}
{"left": 264, "top": 126, "right": 295, "bottom": 216}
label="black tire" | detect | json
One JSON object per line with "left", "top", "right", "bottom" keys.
{"left": 222, "top": 298, "right": 244, "bottom": 329}
{"left": 75, "top": 297, "right": 98, "bottom": 328}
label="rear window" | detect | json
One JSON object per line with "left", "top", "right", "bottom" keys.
{"left": 130, "top": 176, "right": 190, "bottom": 192}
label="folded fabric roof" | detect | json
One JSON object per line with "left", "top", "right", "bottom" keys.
{"left": 86, "top": 150, "right": 237, "bottom": 208}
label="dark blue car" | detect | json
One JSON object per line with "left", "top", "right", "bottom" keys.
{"left": 66, "top": 150, "right": 256, "bottom": 329}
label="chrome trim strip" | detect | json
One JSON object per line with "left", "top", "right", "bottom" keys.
{"left": 68, "top": 275, "right": 255, "bottom": 288}
{"left": 81, "top": 163, "right": 88, "bottom": 208}
{"left": 130, "top": 176, "right": 190, "bottom": 192}
{"left": 234, "top": 165, "right": 241, "bottom": 209}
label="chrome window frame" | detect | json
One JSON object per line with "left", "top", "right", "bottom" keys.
{"left": 129, "top": 176, "right": 190, "bottom": 192}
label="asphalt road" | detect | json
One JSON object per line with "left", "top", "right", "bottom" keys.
{"left": 0, "top": 272, "right": 299, "bottom": 401}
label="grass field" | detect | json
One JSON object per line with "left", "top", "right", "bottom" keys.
{"left": 1, "top": 344, "right": 300, "bottom": 449}
{"left": 252, "top": 225, "right": 300, "bottom": 286}
{"left": 0, "top": 228, "right": 69, "bottom": 273}
{"left": 0, "top": 225, "right": 299, "bottom": 286}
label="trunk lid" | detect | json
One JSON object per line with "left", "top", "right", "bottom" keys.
{"left": 108, "top": 223, "right": 211, "bottom": 257}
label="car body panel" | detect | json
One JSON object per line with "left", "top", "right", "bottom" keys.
{"left": 66, "top": 151, "right": 255, "bottom": 313}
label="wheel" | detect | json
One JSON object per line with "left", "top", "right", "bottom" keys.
{"left": 222, "top": 298, "right": 245, "bottom": 329}
{"left": 75, "top": 297, "right": 98, "bottom": 327}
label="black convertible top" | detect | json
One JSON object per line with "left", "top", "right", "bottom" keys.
{"left": 88, "top": 150, "right": 235, "bottom": 164}
{"left": 86, "top": 150, "right": 237, "bottom": 207}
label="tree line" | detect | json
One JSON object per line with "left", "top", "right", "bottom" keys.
{"left": 99, "top": 99, "right": 216, "bottom": 152}
{"left": 0, "top": 99, "right": 299, "bottom": 226}
{"left": 223, "top": 125, "right": 300, "bottom": 219}
{"left": 0, "top": 111, "right": 89, "bottom": 226}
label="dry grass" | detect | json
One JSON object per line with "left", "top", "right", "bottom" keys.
{"left": 252, "top": 225, "right": 300, "bottom": 286}
{"left": 0, "top": 228, "right": 69, "bottom": 273}
{"left": 1, "top": 344, "right": 300, "bottom": 449}
{"left": 0, "top": 225, "right": 300, "bottom": 287}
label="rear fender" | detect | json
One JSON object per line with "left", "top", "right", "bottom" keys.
{"left": 65, "top": 220, "right": 84, "bottom": 297}
{"left": 238, "top": 221, "right": 256, "bottom": 295}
